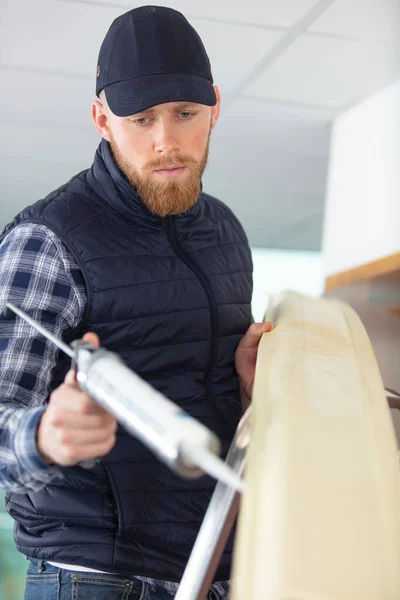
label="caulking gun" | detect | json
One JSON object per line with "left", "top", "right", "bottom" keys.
{"left": 3, "top": 302, "right": 244, "bottom": 493}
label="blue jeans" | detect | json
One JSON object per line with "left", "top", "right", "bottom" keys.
{"left": 23, "top": 559, "right": 175, "bottom": 599}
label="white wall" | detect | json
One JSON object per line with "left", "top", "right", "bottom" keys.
{"left": 322, "top": 79, "right": 400, "bottom": 277}
{"left": 251, "top": 248, "right": 324, "bottom": 321}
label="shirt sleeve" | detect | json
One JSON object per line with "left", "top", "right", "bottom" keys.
{"left": 0, "top": 223, "right": 87, "bottom": 493}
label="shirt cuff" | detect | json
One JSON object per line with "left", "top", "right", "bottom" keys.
{"left": 14, "top": 405, "right": 64, "bottom": 483}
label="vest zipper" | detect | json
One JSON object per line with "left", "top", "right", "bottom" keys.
{"left": 164, "top": 216, "right": 229, "bottom": 434}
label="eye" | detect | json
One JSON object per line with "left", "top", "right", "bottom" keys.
{"left": 179, "top": 111, "right": 195, "bottom": 119}
{"left": 134, "top": 117, "right": 149, "bottom": 125}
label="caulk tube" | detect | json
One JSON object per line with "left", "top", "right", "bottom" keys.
{"left": 75, "top": 347, "right": 221, "bottom": 478}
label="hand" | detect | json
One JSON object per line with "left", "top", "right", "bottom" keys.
{"left": 234, "top": 322, "right": 272, "bottom": 409}
{"left": 36, "top": 332, "right": 118, "bottom": 466}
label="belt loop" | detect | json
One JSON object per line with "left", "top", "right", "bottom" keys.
{"left": 37, "top": 559, "right": 44, "bottom": 574}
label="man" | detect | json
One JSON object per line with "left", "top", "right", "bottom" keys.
{"left": 0, "top": 6, "right": 271, "bottom": 599}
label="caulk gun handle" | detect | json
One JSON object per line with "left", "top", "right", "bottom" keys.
{"left": 70, "top": 339, "right": 99, "bottom": 470}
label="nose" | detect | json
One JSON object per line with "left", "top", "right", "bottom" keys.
{"left": 153, "top": 119, "right": 180, "bottom": 154}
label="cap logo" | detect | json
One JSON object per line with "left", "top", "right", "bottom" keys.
{"left": 96, "top": 65, "right": 100, "bottom": 77}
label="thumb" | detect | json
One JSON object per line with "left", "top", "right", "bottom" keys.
{"left": 238, "top": 322, "right": 272, "bottom": 350}
{"left": 82, "top": 331, "right": 100, "bottom": 349}
{"left": 64, "top": 332, "right": 101, "bottom": 385}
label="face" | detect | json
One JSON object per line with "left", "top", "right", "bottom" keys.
{"left": 92, "top": 89, "right": 221, "bottom": 217}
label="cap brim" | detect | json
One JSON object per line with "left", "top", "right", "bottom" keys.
{"left": 103, "top": 73, "right": 217, "bottom": 117}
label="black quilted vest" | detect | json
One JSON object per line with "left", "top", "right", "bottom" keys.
{"left": 3, "top": 139, "right": 253, "bottom": 581}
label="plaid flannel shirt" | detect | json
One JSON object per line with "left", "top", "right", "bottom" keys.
{"left": 0, "top": 222, "right": 229, "bottom": 599}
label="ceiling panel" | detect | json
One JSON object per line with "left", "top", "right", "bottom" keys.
{"left": 1, "top": 69, "right": 94, "bottom": 130}
{"left": 0, "top": 1, "right": 285, "bottom": 98}
{"left": 0, "top": 0, "right": 121, "bottom": 77}
{"left": 0, "top": 122, "right": 99, "bottom": 226}
{"left": 58, "top": 0, "right": 321, "bottom": 28}
{"left": 0, "top": 0, "right": 350, "bottom": 250}
{"left": 0, "top": 158, "right": 89, "bottom": 227}
{"left": 202, "top": 165, "right": 327, "bottom": 250}
{"left": 185, "top": 23, "right": 283, "bottom": 96}
{"left": 216, "top": 97, "right": 332, "bottom": 157}
{"left": 204, "top": 147, "right": 329, "bottom": 210}
{"left": 245, "top": 34, "right": 400, "bottom": 108}
{"left": 309, "top": 0, "right": 400, "bottom": 43}
{"left": 203, "top": 98, "right": 330, "bottom": 250}
{"left": 0, "top": 122, "right": 99, "bottom": 164}
{"left": 268, "top": 211, "right": 324, "bottom": 249}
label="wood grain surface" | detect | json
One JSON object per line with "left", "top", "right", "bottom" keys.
{"left": 231, "top": 291, "right": 400, "bottom": 599}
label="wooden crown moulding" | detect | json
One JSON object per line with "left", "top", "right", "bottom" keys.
{"left": 231, "top": 291, "right": 400, "bottom": 600}
{"left": 325, "top": 251, "right": 400, "bottom": 292}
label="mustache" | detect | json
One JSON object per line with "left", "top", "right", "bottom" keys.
{"left": 144, "top": 155, "right": 198, "bottom": 171}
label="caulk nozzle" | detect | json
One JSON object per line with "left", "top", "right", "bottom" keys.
{"left": 182, "top": 444, "right": 245, "bottom": 493}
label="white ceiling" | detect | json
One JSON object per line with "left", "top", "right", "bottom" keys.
{"left": 1, "top": 0, "right": 400, "bottom": 250}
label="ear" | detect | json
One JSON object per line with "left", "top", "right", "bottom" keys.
{"left": 210, "top": 85, "right": 221, "bottom": 129}
{"left": 91, "top": 99, "right": 111, "bottom": 141}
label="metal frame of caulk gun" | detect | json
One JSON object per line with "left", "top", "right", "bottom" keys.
{"left": 3, "top": 302, "right": 245, "bottom": 492}
{"left": 175, "top": 406, "right": 251, "bottom": 600}
{"left": 71, "top": 341, "right": 215, "bottom": 478}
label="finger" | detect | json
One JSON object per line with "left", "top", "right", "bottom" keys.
{"left": 239, "top": 322, "right": 272, "bottom": 350}
{"left": 64, "top": 332, "right": 100, "bottom": 386}
{"left": 82, "top": 332, "right": 100, "bottom": 349}
{"left": 64, "top": 438, "right": 116, "bottom": 463}
{"left": 64, "top": 369, "right": 79, "bottom": 386}
{"left": 51, "top": 386, "right": 109, "bottom": 416}
{"left": 58, "top": 422, "right": 117, "bottom": 446}
{"left": 51, "top": 411, "right": 117, "bottom": 430}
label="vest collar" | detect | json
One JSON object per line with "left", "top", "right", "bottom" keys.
{"left": 87, "top": 139, "right": 202, "bottom": 227}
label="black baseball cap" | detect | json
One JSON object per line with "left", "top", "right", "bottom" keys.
{"left": 95, "top": 5, "right": 217, "bottom": 117}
